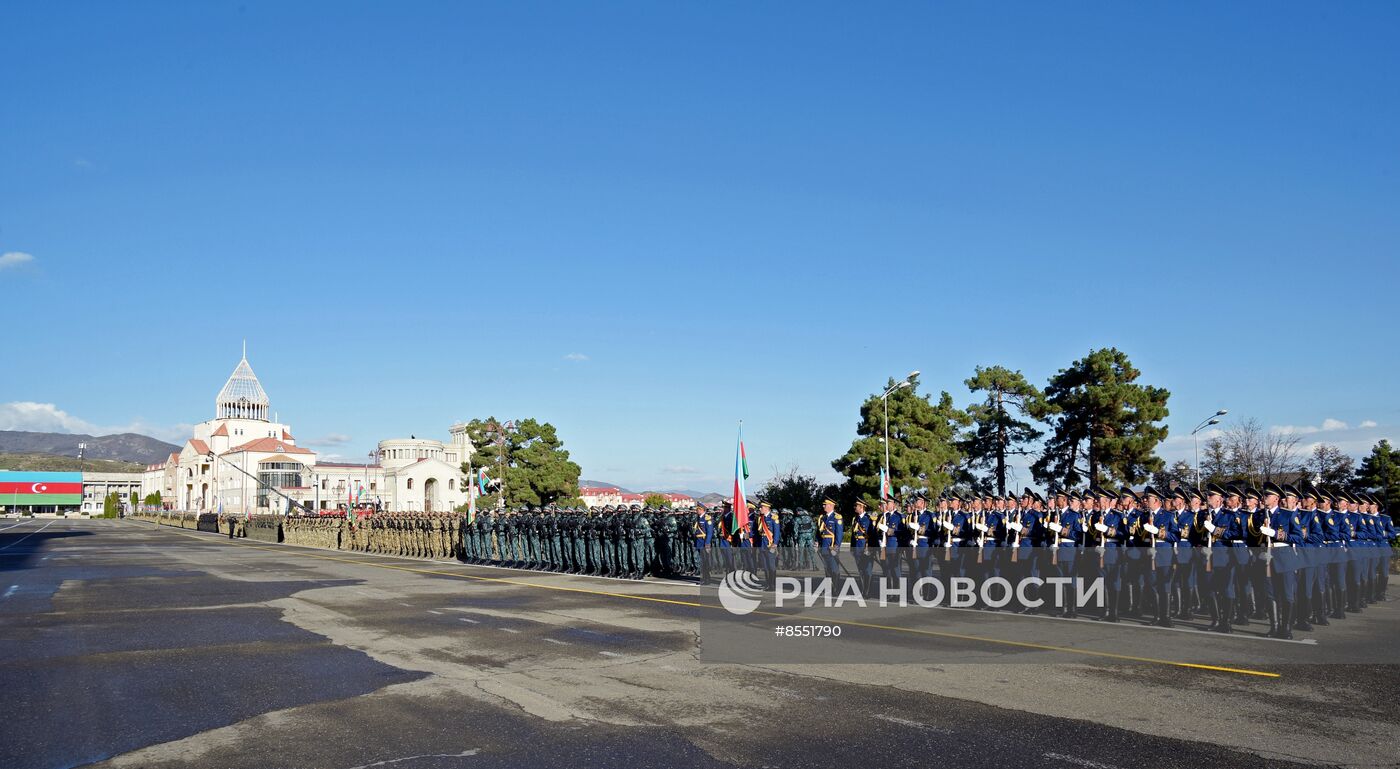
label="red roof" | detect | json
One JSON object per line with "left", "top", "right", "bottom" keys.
{"left": 580, "top": 486, "right": 621, "bottom": 495}
{"left": 223, "top": 437, "right": 315, "bottom": 455}
{"left": 187, "top": 439, "right": 211, "bottom": 455}
{"left": 211, "top": 424, "right": 229, "bottom": 437}
{"left": 282, "top": 429, "right": 294, "bottom": 441}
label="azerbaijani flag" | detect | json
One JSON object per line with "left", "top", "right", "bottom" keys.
{"left": 879, "top": 466, "right": 892, "bottom": 500}
{"left": 0, "top": 471, "right": 82, "bottom": 505}
{"left": 733, "top": 426, "right": 750, "bottom": 528}
{"left": 478, "top": 469, "right": 491, "bottom": 494}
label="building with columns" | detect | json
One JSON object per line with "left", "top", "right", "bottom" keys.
{"left": 141, "top": 352, "right": 475, "bottom": 514}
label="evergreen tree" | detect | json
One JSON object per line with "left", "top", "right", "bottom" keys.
{"left": 1355, "top": 439, "right": 1400, "bottom": 510}
{"left": 758, "top": 465, "right": 838, "bottom": 512}
{"left": 832, "top": 376, "right": 968, "bottom": 505}
{"left": 460, "top": 418, "right": 582, "bottom": 508}
{"left": 1031, "top": 348, "right": 1170, "bottom": 488}
{"left": 960, "top": 365, "right": 1047, "bottom": 495}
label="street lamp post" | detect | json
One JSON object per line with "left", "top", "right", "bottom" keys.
{"left": 881, "top": 371, "right": 920, "bottom": 499}
{"left": 1192, "top": 409, "right": 1229, "bottom": 490}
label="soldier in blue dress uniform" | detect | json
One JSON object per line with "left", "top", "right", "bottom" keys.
{"left": 1242, "top": 485, "right": 1277, "bottom": 636}
{"left": 1173, "top": 489, "right": 1201, "bottom": 619}
{"left": 816, "top": 498, "right": 843, "bottom": 581}
{"left": 695, "top": 505, "right": 716, "bottom": 584}
{"left": 1263, "top": 482, "right": 1303, "bottom": 639}
{"left": 1140, "top": 486, "right": 1179, "bottom": 627}
{"left": 1092, "top": 487, "right": 1125, "bottom": 622}
{"left": 850, "top": 500, "right": 875, "bottom": 597}
{"left": 752, "top": 502, "right": 780, "bottom": 588}
{"left": 911, "top": 494, "right": 935, "bottom": 589}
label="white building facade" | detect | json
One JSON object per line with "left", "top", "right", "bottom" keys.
{"left": 142, "top": 353, "right": 475, "bottom": 514}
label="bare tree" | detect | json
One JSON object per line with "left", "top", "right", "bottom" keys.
{"left": 1259, "top": 429, "right": 1302, "bottom": 483}
{"left": 1215, "top": 417, "right": 1302, "bottom": 485}
{"left": 1304, "top": 443, "right": 1355, "bottom": 487}
{"left": 1224, "top": 418, "right": 1267, "bottom": 481}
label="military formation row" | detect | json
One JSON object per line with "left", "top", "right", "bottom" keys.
{"left": 689, "top": 482, "right": 1393, "bottom": 638}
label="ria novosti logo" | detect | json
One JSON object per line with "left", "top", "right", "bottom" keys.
{"left": 717, "top": 570, "right": 765, "bottom": 616}
{"left": 715, "top": 574, "right": 1106, "bottom": 616}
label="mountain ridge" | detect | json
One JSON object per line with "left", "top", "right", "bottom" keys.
{"left": 0, "top": 430, "right": 179, "bottom": 464}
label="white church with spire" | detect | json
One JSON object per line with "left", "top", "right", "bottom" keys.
{"left": 143, "top": 348, "right": 473, "bottom": 515}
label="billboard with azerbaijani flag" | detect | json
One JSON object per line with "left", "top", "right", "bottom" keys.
{"left": 0, "top": 471, "right": 84, "bottom": 505}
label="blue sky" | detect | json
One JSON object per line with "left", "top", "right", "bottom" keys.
{"left": 3, "top": 1, "right": 1397, "bottom": 493}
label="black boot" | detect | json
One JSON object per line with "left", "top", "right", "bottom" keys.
{"left": 1276, "top": 602, "right": 1293, "bottom": 640}
{"left": 1314, "top": 592, "right": 1330, "bottom": 626}
{"left": 1265, "top": 599, "right": 1279, "bottom": 638}
{"left": 1217, "top": 598, "right": 1233, "bottom": 634}
{"left": 1331, "top": 583, "right": 1347, "bottom": 619}
{"left": 1294, "top": 594, "right": 1314, "bottom": 631}
{"left": 1099, "top": 588, "right": 1120, "bottom": 622}
{"left": 1206, "top": 595, "right": 1221, "bottom": 631}
{"left": 1159, "top": 590, "right": 1174, "bottom": 628}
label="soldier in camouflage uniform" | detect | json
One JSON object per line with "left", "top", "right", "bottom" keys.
{"left": 794, "top": 507, "right": 817, "bottom": 571}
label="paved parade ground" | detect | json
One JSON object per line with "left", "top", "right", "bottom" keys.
{"left": 3, "top": 518, "right": 1398, "bottom": 769}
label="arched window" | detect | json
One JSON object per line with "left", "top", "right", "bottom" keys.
{"left": 448, "top": 479, "right": 455, "bottom": 490}
{"left": 407, "top": 478, "right": 414, "bottom": 490}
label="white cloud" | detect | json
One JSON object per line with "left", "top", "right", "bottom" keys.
{"left": 0, "top": 402, "right": 96, "bottom": 433}
{"left": 1360, "top": 420, "right": 1378, "bottom": 429}
{"left": 73, "top": 157, "right": 94, "bottom": 170}
{"left": 562, "top": 353, "right": 589, "bottom": 362}
{"left": 306, "top": 433, "right": 352, "bottom": 447}
{"left": 0, "top": 402, "right": 193, "bottom": 444}
{"left": 0, "top": 252, "right": 35, "bottom": 270}
{"left": 1272, "top": 418, "right": 1350, "bottom": 436}
{"left": 662, "top": 465, "right": 702, "bottom": 475}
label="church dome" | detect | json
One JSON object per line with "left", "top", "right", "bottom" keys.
{"left": 217, "top": 354, "right": 270, "bottom": 421}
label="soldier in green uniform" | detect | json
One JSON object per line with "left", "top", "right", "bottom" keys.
{"left": 794, "top": 507, "right": 816, "bottom": 571}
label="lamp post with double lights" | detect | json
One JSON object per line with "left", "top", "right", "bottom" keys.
{"left": 1192, "top": 409, "right": 1229, "bottom": 490}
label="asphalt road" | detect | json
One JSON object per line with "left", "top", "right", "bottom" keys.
{"left": 2, "top": 518, "right": 1396, "bottom": 769}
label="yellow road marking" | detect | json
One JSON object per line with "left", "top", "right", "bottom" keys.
{"left": 141, "top": 522, "right": 1281, "bottom": 679}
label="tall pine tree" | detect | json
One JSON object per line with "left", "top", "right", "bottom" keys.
{"left": 960, "top": 365, "right": 1048, "bottom": 496}
{"left": 1355, "top": 439, "right": 1400, "bottom": 510}
{"left": 833, "top": 376, "right": 968, "bottom": 505}
{"left": 461, "top": 417, "right": 582, "bottom": 508}
{"left": 1031, "top": 348, "right": 1170, "bottom": 488}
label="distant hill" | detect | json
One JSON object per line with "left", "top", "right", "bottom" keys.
{"left": 0, "top": 430, "right": 178, "bottom": 464}
{"left": 651, "top": 488, "right": 721, "bottom": 499}
{"left": 0, "top": 452, "right": 145, "bottom": 473}
{"left": 579, "top": 479, "right": 635, "bottom": 493}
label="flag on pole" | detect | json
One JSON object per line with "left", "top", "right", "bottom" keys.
{"left": 478, "top": 469, "right": 491, "bottom": 495}
{"left": 879, "top": 466, "right": 892, "bottom": 500}
{"left": 733, "top": 425, "right": 750, "bottom": 529}
{"left": 467, "top": 470, "right": 478, "bottom": 523}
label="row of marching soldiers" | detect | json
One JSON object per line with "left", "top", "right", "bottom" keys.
{"left": 693, "top": 483, "right": 1393, "bottom": 637}
{"left": 305, "top": 507, "right": 714, "bottom": 578}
